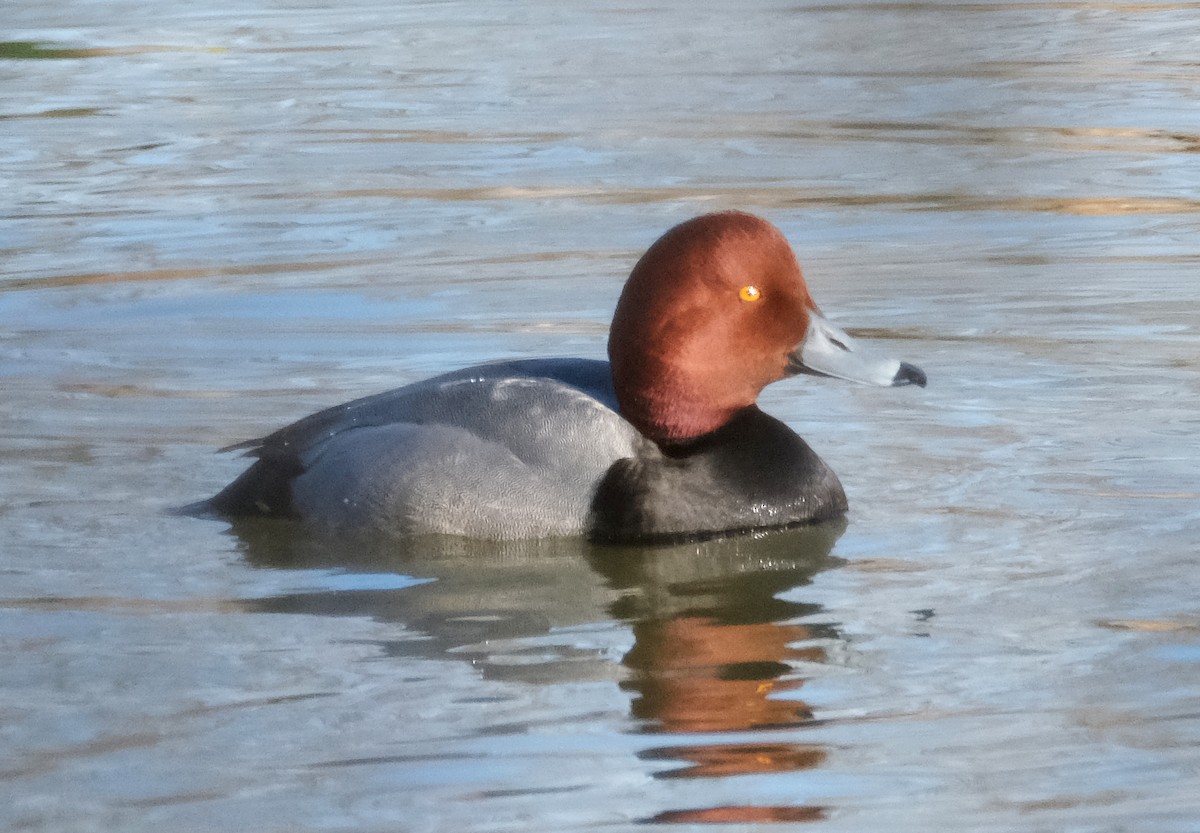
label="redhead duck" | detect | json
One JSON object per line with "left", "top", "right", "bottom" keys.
{"left": 199, "top": 212, "right": 925, "bottom": 542}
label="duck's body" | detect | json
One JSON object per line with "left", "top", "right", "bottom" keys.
{"left": 198, "top": 212, "right": 924, "bottom": 542}
{"left": 205, "top": 358, "right": 846, "bottom": 541}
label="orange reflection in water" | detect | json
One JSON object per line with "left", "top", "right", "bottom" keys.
{"left": 641, "top": 741, "right": 826, "bottom": 779}
{"left": 623, "top": 615, "right": 825, "bottom": 733}
{"left": 626, "top": 613, "right": 830, "bottom": 822}
{"left": 651, "top": 804, "right": 828, "bottom": 824}
{"left": 603, "top": 530, "right": 845, "bottom": 825}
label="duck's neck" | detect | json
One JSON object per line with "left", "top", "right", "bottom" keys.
{"left": 611, "top": 362, "right": 746, "bottom": 445}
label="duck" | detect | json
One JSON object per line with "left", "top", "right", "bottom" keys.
{"left": 196, "top": 211, "right": 925, "bottom": 542}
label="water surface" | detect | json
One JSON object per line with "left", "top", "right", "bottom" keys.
{"left": 3, "top": 1, "right": 1199, "bottom": 830}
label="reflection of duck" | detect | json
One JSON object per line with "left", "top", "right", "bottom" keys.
{"left": 196, "top": 212, "right": 923, "bottom": 541}
{"left": 234, "top": 521, "right": 845, "bottom": 821}
{"left": 233, "top": 518, "right": 843, "bottom": 699}
{"left": 590, "top": 524, "right": 845, "bottom": 825}
{"left": 591, "top": 522, "right": 843, "bottom": 736}
{"left": 234, "top": 520, "right": 620, "bottom": 684}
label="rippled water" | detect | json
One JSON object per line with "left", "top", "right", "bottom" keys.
{"left": 3, "top": 1, "right": 1199, "bottom": 830}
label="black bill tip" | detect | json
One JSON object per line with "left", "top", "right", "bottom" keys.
{"left": 892, "top": 362, "right": 927, "bottom": 388}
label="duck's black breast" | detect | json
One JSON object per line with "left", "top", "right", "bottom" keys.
{"left": 587, "top": 406, "right": 847, "bottom": 543}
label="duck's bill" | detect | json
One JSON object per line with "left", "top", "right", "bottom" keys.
{"left": 788, "top": 311, "right": 926, "bottom": 387}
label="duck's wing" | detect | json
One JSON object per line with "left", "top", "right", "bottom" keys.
{"left": 200, "top": 358, "right": 631, "bottom": 520}
{"left": 230, "top": 358, "right": 616, "bottom": 461}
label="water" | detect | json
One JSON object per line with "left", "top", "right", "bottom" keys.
{"left": 3, "top": 1, "right": 1199, "bottom": 830}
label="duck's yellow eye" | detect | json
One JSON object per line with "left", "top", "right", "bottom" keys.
{"left": 739, "top": 285, "right": 762, "bottom": 303}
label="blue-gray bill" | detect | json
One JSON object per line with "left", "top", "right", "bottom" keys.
{"left": 787, "top": 311, "right": 926, "bottom": 388}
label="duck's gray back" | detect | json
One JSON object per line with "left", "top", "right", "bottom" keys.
{"left": 210, "top": 359, "right": 641, "bottom": 538}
